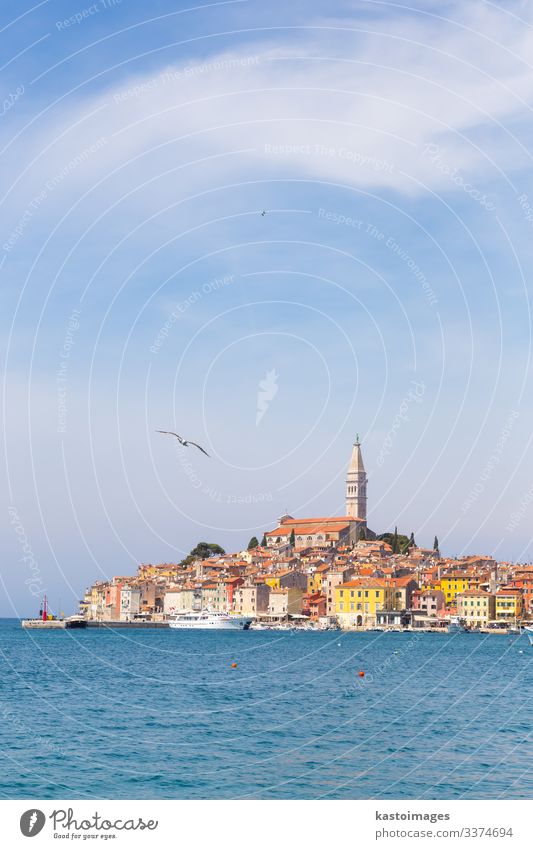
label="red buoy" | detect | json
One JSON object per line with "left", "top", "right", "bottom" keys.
{"left": 358, "top": 670, "right": 365, "bottom": 678}
{"left": 231, "top": 662, "right": 238, "bottom": 669}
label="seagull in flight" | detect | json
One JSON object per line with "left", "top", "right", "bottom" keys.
{"left": 261, "top": 210, "right": 267, "bottom": 216}
{"left": 156, "top": 430, "right": 210, "bottom": 456}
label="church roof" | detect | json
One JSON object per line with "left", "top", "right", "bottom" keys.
{"left": 266, "top": 522, "right": 352, "bottom": 537}
{"left": 279, "top": 516, "right": 359, "bottom": 525}
{"left": 347, "top": 438, "right": 365, "bottom": 474}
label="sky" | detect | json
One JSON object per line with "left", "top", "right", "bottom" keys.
{"left": 2, "top": 0, "right": 533, "bottom": 615}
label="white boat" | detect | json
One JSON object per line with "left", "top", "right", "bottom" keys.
{"left": 525, "top": 626, "right": 533, "bottom": 646}
{"left": 169, "top": 609, "right": 252, "bottom": 630}
{"left": 447, "top": 617, "right": 469, "bottom": 633}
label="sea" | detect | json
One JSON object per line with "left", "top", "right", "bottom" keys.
{"left": 0, "top": 619, "right": 531, "bottom": 799}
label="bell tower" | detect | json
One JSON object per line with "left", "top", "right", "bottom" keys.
{"left": 346, "top": 434, "right": 367, "bottom": 520}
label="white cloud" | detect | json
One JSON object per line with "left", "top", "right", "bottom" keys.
{"left": 4, "top": 0, "right": 533, "bottom": 218}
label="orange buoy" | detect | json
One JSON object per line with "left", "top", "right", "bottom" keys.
{"left": 231, "top": 662, "right": 238, "bottom": 669}
{"left": 358, "top": 670, "right": 365, "bottom": 678}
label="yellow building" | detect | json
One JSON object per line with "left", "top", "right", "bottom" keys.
{"left": 495, "top": 589, "right": 523, "bottom": 622}
{"left": 334, "top": 579, "right": 394, "bottom": 628}
{"left": 263, "top": 574, "right": 280, "bottom": 590}
{"left": 307, "top": 563, "right": 330, "bottom": 595}
{"left": 439, "top": 573, "right": 472, "bottom": 604}
{"left": 457, "top": 591, "right": 495, "bottom": 628}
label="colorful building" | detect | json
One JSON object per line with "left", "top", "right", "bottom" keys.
{"left": 495, "top": 588, "right": 523, "bottom": 622}
{"left": 335, "top": 579, "right": 394, "bottom": 628}
{"left": 412, "top": 589, "right": 446, "bottom": 617}
{"left": 456, "top": 590, "right": 495, "bottom": 628}
{"left": 267, "top": 587, "right": 304, "bottom": 619}
{"left": 233, "top": 584, "right": 269, "bottom": 617}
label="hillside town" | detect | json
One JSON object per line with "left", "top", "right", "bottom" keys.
{"left": 78, "top": 438, "right": 533, "bottom": 631}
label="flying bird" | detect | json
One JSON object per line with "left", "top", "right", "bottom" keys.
{"left": 261, "top": 210, "right": 267, "bottom": 216}
{"left": 156, "top": 430, "right": 210, "bottom": 456}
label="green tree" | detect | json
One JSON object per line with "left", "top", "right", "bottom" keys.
{"left": 402, "top": 532, "right": 415, "bottom": 553}
{"left": 289, "top": 528, "right": 296, "bottom": 546}
{"left": 261, "top": 533, "right": 267, "bottom": 547}
{"left": 433, "top": 535, "right": 439, "bottom": 551}
{"left": 358, "top": 526, "right": 367, "bottom": 541}
{"left": 247, "top": 536, "right": 259, "bottom": 549}
{"left": 189, "top": 542, "right": 226, "bottom": 560}
{"left": 378, "top": 528, "right": 410, "bottom": 554}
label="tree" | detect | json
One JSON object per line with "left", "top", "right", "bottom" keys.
{"left": 378, "top": 528, "right": 410, "bottom": 554}
{"left": 179, "top": 541, "right": 226, "bottom": 567}
{"left": 247, "top": 536, "right": 259, "bottom": 549}
{"left": 358, "top": 526, "right": 367, "bottom": 541}
{"left": 289, "top": 528, "right": 296, "bottom": 547}
{"left": 261, "top": 533, "right": 267, "bottom": 547}
{"left": 402, "top": 532, "right": 415, "bottom": 554}
{"left": 433, "top": 535, "right": 439, "bottom": 552}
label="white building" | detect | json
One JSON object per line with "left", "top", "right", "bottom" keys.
{"left": 120, "top": 586, "right": 141, "bottom": 621}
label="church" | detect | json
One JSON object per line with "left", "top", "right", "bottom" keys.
{"left": 265, "top": 436, "right": 368, "bottom": 550}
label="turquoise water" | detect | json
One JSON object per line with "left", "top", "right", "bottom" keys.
{"left": 0, "top": 619, "right": 531, "bottom": 799}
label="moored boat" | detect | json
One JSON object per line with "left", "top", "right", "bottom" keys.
{"left": 65, "top": 615, "right": 88, "bottom": 629}
{"left": 169, "top": 609, "right": 252, "bottom": 630}
{"left": 525, "top": 625, "right": 533, "bottom": 646}
{"left": 447, "top": 617, "right": 469, "bottom": 633}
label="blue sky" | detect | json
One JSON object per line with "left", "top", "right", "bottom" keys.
{"left": 2, "top": 0, "right": 533, "bottom": 615}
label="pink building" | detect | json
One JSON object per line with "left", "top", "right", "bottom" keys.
{"left": 412, "top": 589, "right": 445, "bottom": 616}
